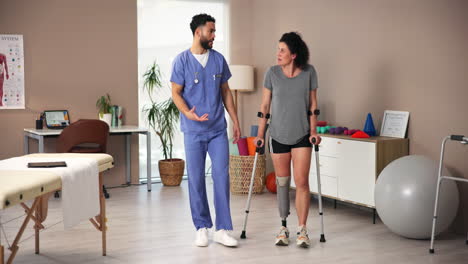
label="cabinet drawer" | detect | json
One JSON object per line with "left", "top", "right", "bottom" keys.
{"left": 310, "top": 174, "right": 337, "bottom": 197}
{"left": 318, "top": 137, "right": 343, "bottom": 157}
{"left": 311, "top": 155, "right": 338, "bottom": 178}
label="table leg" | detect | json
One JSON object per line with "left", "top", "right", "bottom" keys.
{"left": 38, "top": 136, "right": 44, "bottom": 153}
{"left": 99, "top": 173, "right": 107, "bottom": 256}
{"left": 125, "top": 134, "right": 131, "bottom": 185}
{"left": 147, "top": 132, "right": 152, "bottom": 192}
{"left": 23, "top": 134, "right": 29, "bottom": 154}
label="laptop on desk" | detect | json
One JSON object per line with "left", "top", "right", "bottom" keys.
{"left": 44, "top": 110, "right": 70, "bottom": 129}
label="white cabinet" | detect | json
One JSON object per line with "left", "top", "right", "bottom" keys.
{"left": 337, "top": 139, "right": 376, "bottom": 206}
{"left": 292, "top": 135, "right": 408, "bottom": 208}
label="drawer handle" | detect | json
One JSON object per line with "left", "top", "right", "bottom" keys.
{"left": 337, "top": 141, "right": 342, "bottom": 144}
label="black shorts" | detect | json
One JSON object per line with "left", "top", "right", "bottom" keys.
{"left": 269, "top": 135, "right": 312, "bottom": 154}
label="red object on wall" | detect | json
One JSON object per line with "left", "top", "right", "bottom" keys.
{"left": 266, "top": 172, "right": 277, "bottom": 193}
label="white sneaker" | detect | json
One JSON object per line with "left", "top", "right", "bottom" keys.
{"left": 195, "top": 228, "right": 209, "bottom": 247}
{"left": 213, "top": 229, "right": 238, "bottom": 247}
{"left": 296, "top": 226, "right": 311, "bottom": 248}
{"left": 275, "top": 226, "right": 289, "bottom": 246}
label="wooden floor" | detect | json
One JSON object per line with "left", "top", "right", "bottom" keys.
{"left": 1, "top": 181, "right": 467, "bottom": 264}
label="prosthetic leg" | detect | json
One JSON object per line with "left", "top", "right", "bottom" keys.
{"left": 273, "top": 176, "right": 291, "bottom": 246}
{"left": 276, "top": 176, "right": 291, "bottom": 227}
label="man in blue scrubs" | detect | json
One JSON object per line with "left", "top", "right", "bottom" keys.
{"left": 171, "top": 14, "right": 241, "bottom": 247}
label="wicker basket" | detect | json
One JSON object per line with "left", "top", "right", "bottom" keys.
{"left": 229, "top": 154, "right": 266, "bottom": 194}
{"left": 159, "top": 159, "right": 185, "bottom": 186}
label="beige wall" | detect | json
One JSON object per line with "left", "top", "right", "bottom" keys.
{"left": 230, "top": 0, "right": 468, "bottom": 232}
{"left": 0, "top": 0, "right": 140, "bottom": 186}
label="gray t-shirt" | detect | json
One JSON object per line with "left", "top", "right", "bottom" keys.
{"left": 263, "top": 64, "right": 318, "bottom": 145}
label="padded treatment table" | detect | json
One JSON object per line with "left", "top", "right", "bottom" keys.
{"left": 0, "top": 153, "right": 113, "bottom": 264}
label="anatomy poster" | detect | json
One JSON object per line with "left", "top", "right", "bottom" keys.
{"left": 0, "top": 34, "right": 25, "bottom": 109}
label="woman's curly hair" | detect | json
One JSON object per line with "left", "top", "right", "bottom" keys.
{"left": 279, "top": 32, "right": 309, "bottom": 69}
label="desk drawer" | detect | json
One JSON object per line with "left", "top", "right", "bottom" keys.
{"left": 311, "top": 155, "right": 338, "bottom": 178}
{"left": 310, "top": 174, "right": 337, "bottom": 197}
{"left": 318, "top": 137, "right": 343, "bottom": 158}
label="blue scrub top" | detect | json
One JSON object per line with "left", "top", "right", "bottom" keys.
{"left": 171, "top": 49, "right": 231, "bottom": 133}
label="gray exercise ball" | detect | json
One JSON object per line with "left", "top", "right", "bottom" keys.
{"left": 375, "top": 155, "right": 459, "bottom": 239}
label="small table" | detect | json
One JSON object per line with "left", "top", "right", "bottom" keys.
{"left": 23, "top": 126, "right": 153, "bottom": 192}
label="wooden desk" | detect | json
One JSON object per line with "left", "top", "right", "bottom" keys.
{"left": 23, "top": 126, "right": 153, "bottom": 191}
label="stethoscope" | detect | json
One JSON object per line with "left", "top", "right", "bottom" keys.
{"left": 194, "top": 72, "right": 217, "bottom": 84}
{"left": 194, "top": 72, "right": 199, "bottom": 84}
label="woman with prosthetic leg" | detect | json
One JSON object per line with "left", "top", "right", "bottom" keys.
{"left": 255, "top": 32, "right": 321, "bottom": 248}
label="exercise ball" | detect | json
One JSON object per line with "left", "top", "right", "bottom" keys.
{"left": 266, "top": 172, "right": 276, "bottom": 193}
{"left": 375, "top": 155, "right": 459, "bottom": 239}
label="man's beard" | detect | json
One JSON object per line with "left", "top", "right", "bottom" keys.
{"left": 200, "top": 36, "right": 213, "bottom": 50}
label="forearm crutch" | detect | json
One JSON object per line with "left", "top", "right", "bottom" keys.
{"left": 429, "top": 134, "right": 468, "bottom": 254}
{"left": 312, "top": 137, "right": 326, "bottom": 243}
{"left": 241, "top": 141, "right": 263, "bottom": 239}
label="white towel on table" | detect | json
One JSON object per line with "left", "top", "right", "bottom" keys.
{"left": 0, "top": 156, "right": 99, "bottom": 229}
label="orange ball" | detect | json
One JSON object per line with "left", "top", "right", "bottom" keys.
{"left": 266, "top": 172, "right": 276, "bottom": 193}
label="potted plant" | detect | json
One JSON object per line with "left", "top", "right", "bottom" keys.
{"left": 143, "top": 61, "right": 184, "bottom": 186}
{"left": 96, "top": 94, "right": 112, "bottom": 127}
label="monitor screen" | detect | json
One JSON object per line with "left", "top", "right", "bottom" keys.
{"left": 44, "top": 110, "right": 70, "bottom": 128}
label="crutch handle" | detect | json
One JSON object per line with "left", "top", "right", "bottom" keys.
{"left": 256, "top": 140, "right": 264, "bottom": 154}
{"left": 311, "top": 137, "right": 320, "bottom": 151}
{"left": 450, "top": 135, "right": 467, "bottom": 142}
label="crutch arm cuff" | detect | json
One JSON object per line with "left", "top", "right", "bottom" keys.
{"left": 308, "top": 109, "right": 320, "bottom": 116}
{"left": 257, "top": 112, "right": 271, "bottom": 119}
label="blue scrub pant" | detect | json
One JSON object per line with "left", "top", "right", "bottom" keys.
{"left": 184, "top": 129, "right": 233, "bottom": 231}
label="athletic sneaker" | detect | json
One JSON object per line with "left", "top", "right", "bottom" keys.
{"left": 296, "top": 226, "right": 311, "bottom": 248}
{"left": 213, "top": 229, "right": 238, "bottom": 247}
{"left": 195, "top": 228, "right": 209, "bottom": 247}
{"left": 275, "top": 226, "right": 290, "bottom": 246}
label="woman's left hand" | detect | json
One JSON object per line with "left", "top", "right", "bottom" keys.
{"left": 309, "top": 134, "right": 321, "bottom": 145}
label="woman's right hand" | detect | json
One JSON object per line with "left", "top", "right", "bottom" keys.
{"left": 254, "top": 137, "right": 264, "bottom": 148}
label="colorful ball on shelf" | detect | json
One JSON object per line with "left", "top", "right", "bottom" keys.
{"left": 266, "top": 172, "right": 277, "bottom": 193}
{"left": 317, "top": 121, "right": 328, "bottom": 127}
{"left": 317, "top": 126, "right": 328, "bottom": 134}
{"left": 346, "top": 129, "right": 360, "bottom": 136}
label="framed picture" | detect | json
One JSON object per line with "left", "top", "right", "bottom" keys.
{"left": 0, "top": 34, "right": 25, "bottom": 109}
{"left": 380, "top": 110, "right": 410, "bottom": 138}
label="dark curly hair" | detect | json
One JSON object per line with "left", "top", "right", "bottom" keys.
{"left": 279, "top": 32, "right": 309, "bottom": 69}
{"left": 190, "top": 14, "right": 216, "bottom": 35}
